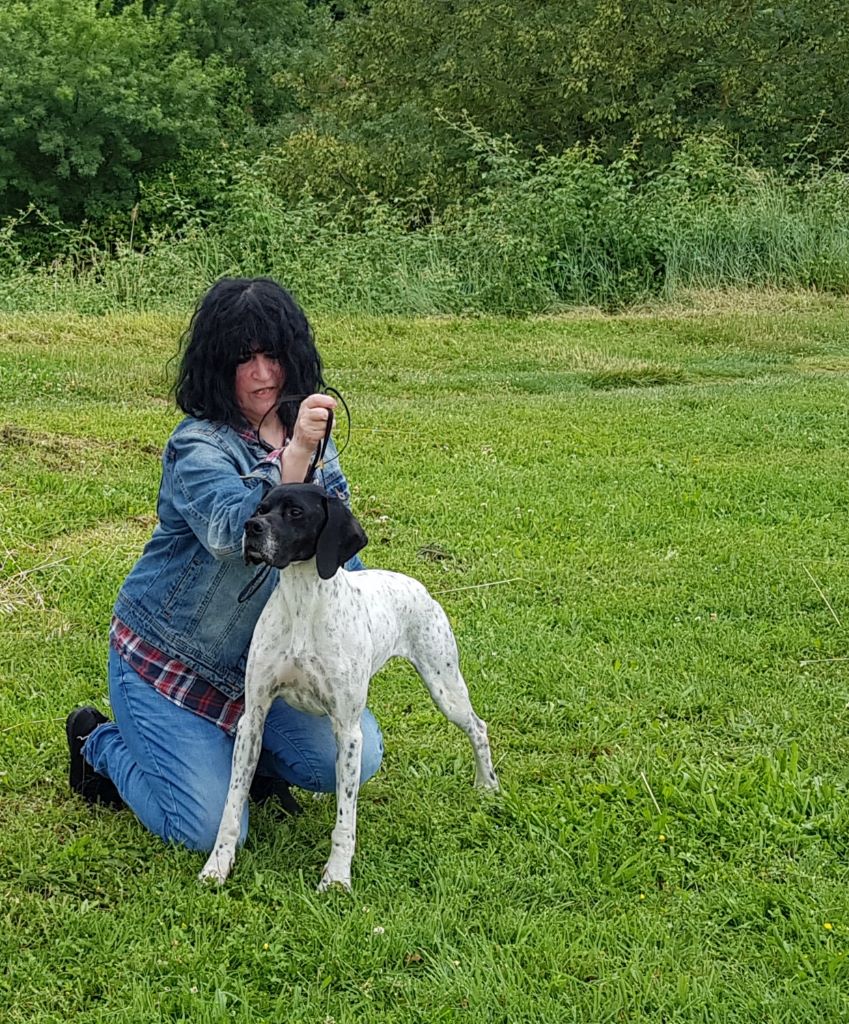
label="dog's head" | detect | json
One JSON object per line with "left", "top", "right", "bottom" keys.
{"left": 243, "top": 483, "right": 368, "bottom": 579}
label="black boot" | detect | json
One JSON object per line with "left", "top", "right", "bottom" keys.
{"left": 66, "top": 707, "right": 125, "bottom": 810}
{"left": 250, "top": 775, "right": 302, "bottom": 817}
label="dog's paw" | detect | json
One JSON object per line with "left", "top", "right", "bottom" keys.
{"left": 317, "top": 871, "right": 352, "bottom": 894}
{"left": 198, "top": 847, "right": 235, "bottom": 885}
{"left": 474, "top": 768, "right": 500, "bottom": 791}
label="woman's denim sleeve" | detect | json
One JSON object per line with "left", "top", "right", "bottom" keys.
{"left": 166, "top": 432, "right": 279, "bottom": 561}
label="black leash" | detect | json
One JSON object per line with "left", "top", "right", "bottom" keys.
{"left": 238, "top": 561, "right": 272, "bottom": 604}
{"left": 305, "top": 406, "right": 333, "bottom": 483}
{"left": 304, "top": 387, "right": 350, "bottom": 479}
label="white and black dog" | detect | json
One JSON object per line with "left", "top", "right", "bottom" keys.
{"left": 199, "top": 483, "right": 499, "bottom": 891}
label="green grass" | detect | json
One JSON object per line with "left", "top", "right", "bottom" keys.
{"left": 3, "top": 302, "right": 849, "bottom": 1021}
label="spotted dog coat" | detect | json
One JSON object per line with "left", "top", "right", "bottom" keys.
{"left": 199, "top": 483, "right": 499, "bottom": 891}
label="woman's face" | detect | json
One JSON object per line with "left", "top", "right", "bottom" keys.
{"left": 234, "top": 351, "right": 284, "bottom": 428}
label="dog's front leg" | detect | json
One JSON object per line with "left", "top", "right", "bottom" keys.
{"left": 317, "top": 714, "right": 364, "bottom": 893}
{"left": 199, "top": 700, "right": 269, "bottom": 885}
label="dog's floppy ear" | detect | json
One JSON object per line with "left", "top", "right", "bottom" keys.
{"left": 315, "top": 494, "right": 368, "bottom": 580}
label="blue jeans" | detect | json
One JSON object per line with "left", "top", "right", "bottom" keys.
{"left": 84, "top": 647, "right": 384, "bottom": 851}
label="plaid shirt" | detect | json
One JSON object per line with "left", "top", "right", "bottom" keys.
{"left": 109, "top": 425, "right": 281, "bottom": 735}
{"left": 111, "top": 615, "right": 245, "bottom": 735}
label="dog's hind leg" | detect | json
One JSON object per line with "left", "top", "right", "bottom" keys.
{"left": 199, "top": 692, "right": 274, "bottom": 885}
{"left": 409, "top": 606, "right": 499, "bottom": 791}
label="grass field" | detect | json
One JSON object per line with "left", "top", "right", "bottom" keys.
{"left": 3, "top": 300, "right": 849, "bottom": 1021}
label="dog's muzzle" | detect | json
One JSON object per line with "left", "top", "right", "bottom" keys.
{"left": 243, "top": 517, "right": 270, "bottom": 565}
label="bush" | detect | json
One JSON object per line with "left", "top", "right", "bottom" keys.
{"left": 0, "top": 0, "right": 229, "bottom": 226}
{"left": 2, "top": 132, "right": 849, "bottom": 315}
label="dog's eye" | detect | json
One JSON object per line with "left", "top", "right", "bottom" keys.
{"left": 289, "top": 507, "right": 303, "bottom": 519}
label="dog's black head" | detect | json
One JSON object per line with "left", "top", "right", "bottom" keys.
{"left": 244, "top": 483, "right": 367, "bottom": 579}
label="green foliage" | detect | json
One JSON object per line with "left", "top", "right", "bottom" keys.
{"left": 139, "top": 0, "right": 316, "bottom": 126}
{"left": 0, "top": 0, "right": 228, "bottom": 223}
{"left": 4, "top": 0, "right": 849, "bottom": 279}
{"left": 3, "top": 1, "right": 849, "bottom": 303}
{"left": 2, "top": 133, "right": 849, "bottom": 315}
{"left": 286, "top": 0, "right": 849, "bottom": 207}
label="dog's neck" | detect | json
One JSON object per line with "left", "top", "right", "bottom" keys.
{"left": 270, "top": 558, "right": 346, "bottom": 619}
{"left": 281, "top": 557, "right": 342, "bottom": 584}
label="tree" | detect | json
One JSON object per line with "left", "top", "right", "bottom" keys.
{"left": 281, "top": 0, "right": 849, "bottom": 210}
{"left": 0, "top": 0, "right": 225, "bottom": 221}
{"left": 128, "top": 0, "right": 317, "bottom": 125}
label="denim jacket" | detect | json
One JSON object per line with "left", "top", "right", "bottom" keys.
{"left": 113, "top": 416, "right": 359, "bottom": 700}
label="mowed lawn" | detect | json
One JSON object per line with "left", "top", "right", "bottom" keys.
{"left": 3, "top": 301, "right": 849, "bottom": 1022}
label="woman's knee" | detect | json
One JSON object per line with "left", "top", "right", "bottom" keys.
{"left": 140, "top": 770, "right": 249, "bottom": 853}
{"left": 263, "top": 704, "right": 384, "bottom": 793}
{"left": 307, "top": 710, "right": 384, "bottom": 792}
{"left": 359, "top": 709, "right": 384, "bottom": 784}
{"left": 162, "top": 801, "right": 249, "bottom": 853}
{"left": 104, "top": 650, "right": 250, "bottom": 852}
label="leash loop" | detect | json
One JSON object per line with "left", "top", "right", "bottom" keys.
{"left": 303, "top": 388, "right": 351, "bottom": 482}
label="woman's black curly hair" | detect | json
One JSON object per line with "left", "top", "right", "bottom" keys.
{"left": 173, "top": 277, "right": 325, "bottom": 435}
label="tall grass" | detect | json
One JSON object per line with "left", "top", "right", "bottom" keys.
{"left": 2, "top": 136, "right": 848, "bottom": 314}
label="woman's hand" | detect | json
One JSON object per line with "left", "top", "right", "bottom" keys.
{"left": 290, "top": 393, "right": 336, "bottom": 453}
{"left": 281, "top": 393, "right": 337, "bottom": 483}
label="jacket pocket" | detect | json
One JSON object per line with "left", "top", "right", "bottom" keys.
{"left": 160, "top": 554, "right": 206, "bottom": 624}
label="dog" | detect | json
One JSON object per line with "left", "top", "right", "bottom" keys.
{"left": 199, "top": 483, "right": 499, "bottom": 890}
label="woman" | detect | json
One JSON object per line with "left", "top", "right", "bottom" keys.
{"left": 66, "top": 277, "right": 383, "bottom": 851}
